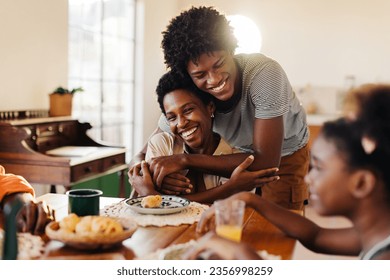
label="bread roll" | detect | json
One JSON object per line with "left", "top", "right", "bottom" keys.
{"left": 59, "top": 213, "right": 80, "bottom": 232}
{"left": 75, "top": 216, "right": 93, "bottom": 234}
{"left": 141, "top": 195, "right": 162, "bottom": 208}
{"left": 103, "top": 219, "right": 123, "bottom": 234}
{"left": 90, "top": 216, "right": 123, "bottom": 235}
{"left": 57, "top": 214, "right": 124, "bottom": 236}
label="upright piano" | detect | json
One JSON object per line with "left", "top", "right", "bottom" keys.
{"left": 0, "top": 110, "right": 128, "bottom": 196}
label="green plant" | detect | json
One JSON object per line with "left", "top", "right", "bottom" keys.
{"left": 52, "top": 86, "right": 84, "bottom": 95}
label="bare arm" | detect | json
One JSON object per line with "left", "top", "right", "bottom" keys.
{"left": 130, "top": 156, "right": 279, "bottom": 203}
{"left": 182, "top": 156, "right": 279, "bottom": 204}
{"left": 251, "top": 116, "right": 283, "bottom": 169}
{"left": 182, "top": 167, "right": 278, "bottom": 203}
{"left": 150, "top": 117, "right": 284, "bottom": 186}
{"left": 197, "top": 192, "right": 361, "bottom": 256}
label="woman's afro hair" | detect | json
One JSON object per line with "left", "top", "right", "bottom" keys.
{"left": 161, "top": 6, "right": 238, "bottom": 74}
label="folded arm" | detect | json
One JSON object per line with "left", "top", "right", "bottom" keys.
{"left": 150, "top": 117, "right": 284, "bottom": 187}
{"left": 131, "top": 156, "right": 279, "bottom": 204}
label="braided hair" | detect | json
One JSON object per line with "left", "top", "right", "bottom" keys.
{"left": 322, "top": 84, "right": 390, "bottom": 200}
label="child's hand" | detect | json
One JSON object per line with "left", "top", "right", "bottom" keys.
{"left": 182, "top": 232, "right": 233, "bottom": 260}
{"left": 182, "top": 232, "right": 261, "bottom": 260}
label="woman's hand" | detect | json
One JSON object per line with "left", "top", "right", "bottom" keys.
{"left": 225, "top": 155, "right": 279, "bottom": 192}
{"left": 128, "top": 161, "right": 159, "bottom": 196}
{"left": 148, "top": 154, "right": 187, "bottom": 186}
{"left": 129, "top": 159, "right": 191, "bottom": 195}
{"left": 148, "top": 155, "right": 192, "bottom": 194}
{"left": 158, "top": 172, "right": 193, "bottom": 195}
{"left": 196, "top": 155, "right": 278, "bottom": 234}
{"left": 128, "top": 161, "right": 142, "bottom": 186}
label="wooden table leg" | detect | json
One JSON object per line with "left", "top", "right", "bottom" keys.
{"left": 50, "top": 185, "right": 57, "bottom": 193}
{"left": 118, "top": 170, "right": 126, "bottom": 198}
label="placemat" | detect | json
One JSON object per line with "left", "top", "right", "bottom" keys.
{"left": 101, "top": 201, "right": 209, "bottom": 227}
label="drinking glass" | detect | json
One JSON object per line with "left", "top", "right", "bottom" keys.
{"left": 214, "top": 199, "right": 245, "bottom": 242}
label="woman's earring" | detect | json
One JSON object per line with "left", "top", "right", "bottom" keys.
{"left": 211, "top": 113, "right": 215, "bottom": 118}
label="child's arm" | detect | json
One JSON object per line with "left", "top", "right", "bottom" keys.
{"left": 197, "top": 192, "right": 361, "bottom": 256}
{"left": 246, "top": 193, "right": 361, "bottom": 255}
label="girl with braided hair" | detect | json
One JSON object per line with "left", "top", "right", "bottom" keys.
{"left": 187, "top": 84, "right": 390, "bottom": 260}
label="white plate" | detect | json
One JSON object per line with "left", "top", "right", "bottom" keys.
{"left": 124, "top": 195, "right": 190, "bottom": 215}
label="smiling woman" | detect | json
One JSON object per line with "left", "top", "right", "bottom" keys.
{"left": 129, "top": 71, "right": 237, "bottom": 201}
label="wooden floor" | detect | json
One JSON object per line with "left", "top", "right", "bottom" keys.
{"left": 291, "top": 205, "right": 358, "bottom": 260}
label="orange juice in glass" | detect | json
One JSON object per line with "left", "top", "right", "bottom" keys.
{"left": 215, "top": 199, "right": 245, "bottom": 242}
{"left": 216, "top": 224, "right": 242, "bottom": 242}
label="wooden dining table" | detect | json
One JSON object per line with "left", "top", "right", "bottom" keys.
{"left": 25, "top": 193, "right": 299, "bottom": 260}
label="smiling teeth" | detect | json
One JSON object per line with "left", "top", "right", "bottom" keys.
{"left": 212, "top": 80, "right": 226, "bottom": 92}
{"left": 181, "top": 127, "right": 197, "bottom": 138}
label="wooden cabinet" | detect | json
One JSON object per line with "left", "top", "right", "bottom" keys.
{"left": 0, "top": 114, "right": 128, "bottom": 196}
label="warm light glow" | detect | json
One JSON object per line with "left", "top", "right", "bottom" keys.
{"left": 228, "top": 15, "right": 262, "bottom": 54}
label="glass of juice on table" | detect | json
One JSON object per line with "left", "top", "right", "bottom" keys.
{"left": 215, "top": 199, "right": 245, "bottom": 242}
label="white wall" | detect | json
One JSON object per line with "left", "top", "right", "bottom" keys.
{"left": 133, "top": 0, "right": 180, "bottom": 152}
{"left": 0, "top": 0, "right": 68, "bottom": 111}
{"left": 178, "top": 0, "right": 390, "bottom": 87}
